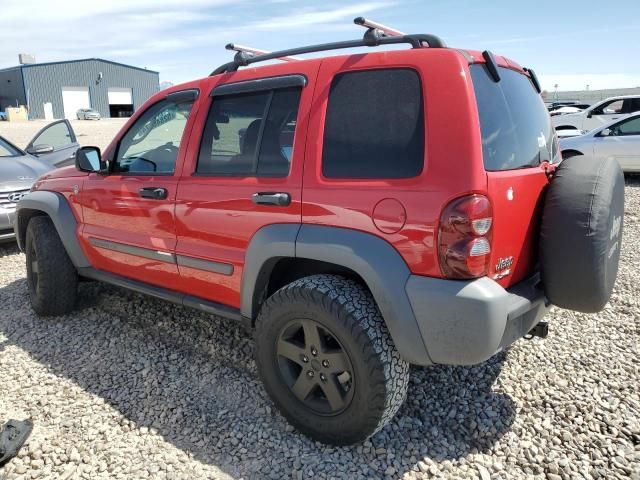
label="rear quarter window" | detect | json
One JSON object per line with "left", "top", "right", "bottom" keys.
{"left": 471, "top": 65, "right": 554, "bottom": 171}
{"left": 322, "top": 68, "right": 424, "bottom": 179}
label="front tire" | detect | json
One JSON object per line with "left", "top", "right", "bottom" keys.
{"left": 255, "top": 275, "right": 409, "bottom": 445}
{"left": 25, "top": 216, "right": 78, "bottom": 316}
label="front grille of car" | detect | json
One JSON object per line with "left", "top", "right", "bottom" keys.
{"left": 0, "top": 188, "right": 30, "bottom": 210}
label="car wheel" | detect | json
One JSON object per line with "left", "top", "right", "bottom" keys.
{"left": 255, "top": 274, "right": 409, "bottom": 445}
{"left": 25, "top": 216, "right": 78, "bottom": 316}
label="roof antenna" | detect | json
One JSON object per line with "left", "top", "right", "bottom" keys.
{"left": 225, "top": 44, "right": 300, "bottom": 62}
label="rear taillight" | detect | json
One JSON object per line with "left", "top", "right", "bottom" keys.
{"left": 438, "top": 194, "right": 493, "bottom": 279}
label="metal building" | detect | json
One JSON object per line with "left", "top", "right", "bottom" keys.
{"left": 0, "top": 58, "right": 159, "bottom": 119}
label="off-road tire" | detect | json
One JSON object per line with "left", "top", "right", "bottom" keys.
{"left": 255, "top": 274, "right": 409, "bottom": 445}
{"left": 25, "top": 216, "right": 78, "bottom": 316}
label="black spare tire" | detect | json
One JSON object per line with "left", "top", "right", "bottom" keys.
{"left": 540, "top": 155, "right": 624, "bottom": 313}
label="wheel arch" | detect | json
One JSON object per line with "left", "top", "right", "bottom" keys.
{"left": 561, "top": 149, "right": 584, "bottom": 159}
{"left": 242, "top": 224, "right": 433, "bottom": 365}
{"left": 16, "top": 191, "right": 90, "bottom": 268}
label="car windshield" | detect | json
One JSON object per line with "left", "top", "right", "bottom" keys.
{"left": 0, "top": 137, "right": 21, "bottom": 157}
{"left": 471, "top": 64, "right": 556, "bottom": 171}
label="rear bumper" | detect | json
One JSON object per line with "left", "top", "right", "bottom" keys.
{"left": 405, "top": 273, "right": 550, "bottom": 365}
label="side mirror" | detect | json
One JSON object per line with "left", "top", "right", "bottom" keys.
{"left": 75, "top": 146, "right": 104, "bottom": 173}
{"left": 26, "top": 144, "right": 54, "bottom": 155}
{"left": 586, "top": 111, "right": 594, "bottom": 119}
{"left": 600, "top": 128, "right": 612, "bottom": 137}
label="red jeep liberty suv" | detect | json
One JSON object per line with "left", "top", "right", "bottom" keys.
{"left": 14, "top": 19, "right": 624, "bottom": 445}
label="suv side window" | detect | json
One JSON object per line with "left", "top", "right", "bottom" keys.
{"left": 114, "top": 98, "right": 194, "bottom": 174}
{"left": 622, "top": 98, "right": 640, "bottom": 114}
{"left": 197, "top": 87, "right": 301, "bottom": 177}
{"left": 322, "top": 68, "right": 424, "bottom": 179}
{"left": 594, "top": 99, "right": 624, "bottom": 115}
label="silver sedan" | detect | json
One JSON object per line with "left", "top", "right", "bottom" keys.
{"left": 560, "top": 113, "right": 640, "bottom": 173}
{"left": 76, "top": 108, "right": 101, "bottom": 120}
{"left": 0, "top": 120, "right": 79, "bottom": 242}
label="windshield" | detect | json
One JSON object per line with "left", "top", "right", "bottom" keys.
{"left": 0, "top": 137, "right": 21, "bottom": 157}
{"left": 471, "top": 64, "right": 556, "bottom": 171}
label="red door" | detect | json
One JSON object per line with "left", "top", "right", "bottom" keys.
{"left": 80, "top": 90, "right": 199, "bottom": 287}
{"left": 173, "top": 62, "right": 319, "bottom": 308}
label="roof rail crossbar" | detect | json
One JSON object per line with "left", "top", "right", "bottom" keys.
{"left": 353, "top": 17, "right": 405, "bottom": 37}
{"left": 226, "top": 43, "right": 300, "bottom": 62}
{"left": 210, "top": 33, "right": 446, "bottom": 75}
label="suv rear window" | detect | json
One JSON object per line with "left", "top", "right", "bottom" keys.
{"left": 471, "top": 65, "right": 554, "bottom": 171}
{"left": 322, "top": 68, "right": 424, "bottom": 179}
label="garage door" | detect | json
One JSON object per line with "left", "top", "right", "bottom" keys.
{"left": 108, "top": 88, "right": 134, "bottom": 118}
{"left": 61, "top": 87, "right": 90, "bottom": 119}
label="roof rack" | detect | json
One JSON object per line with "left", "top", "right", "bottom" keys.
{"left": 353, "top": 17, "right": 405, "bottom": 37}
{"left": 226, "top": 43, "right": 300, "bottom": 62}
{"left": 210, "top": 17, "right": 445, "bottom": 75}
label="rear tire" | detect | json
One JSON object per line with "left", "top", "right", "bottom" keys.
{"left": 255, "top": 275, "right": 409, "bottom": 445}
{"left": 26, "top": 216, "right": 78, "bottom": 316}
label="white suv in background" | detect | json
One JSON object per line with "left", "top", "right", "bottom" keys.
{"left": 552, "top": 95, "right": 640, "bottom": 132}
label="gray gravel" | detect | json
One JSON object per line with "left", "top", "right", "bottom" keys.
{"left": 0, "top": 177, "right": 639, "bottom": 479}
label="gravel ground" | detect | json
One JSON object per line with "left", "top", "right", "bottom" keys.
{"left": 0, "top": 175, "right": 639, "bottom": 479}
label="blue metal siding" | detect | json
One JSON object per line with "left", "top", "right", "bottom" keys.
{"left": 22, "top": 59, "right": 159, "bottom": 119}
{"left": 0, "top": 67, "right": 27, "bottom": 111}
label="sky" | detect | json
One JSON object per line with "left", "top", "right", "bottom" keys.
{"left": 1, "top": 0, "right": 639, "bottom": 92}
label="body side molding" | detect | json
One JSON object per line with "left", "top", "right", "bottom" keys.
{"left": 15, "top": 191, "right": 90, "bottom": 268}
{"left": 89, "top": 237, "right": 176, "bottom": 263}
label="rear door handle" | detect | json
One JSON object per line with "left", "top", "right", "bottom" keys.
{"left": 251, "top": 192, "right": 291, "bottom": 207}
{"left": 139, "top": 187, "right": 168, "bottom": 200}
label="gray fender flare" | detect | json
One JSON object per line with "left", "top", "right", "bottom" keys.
{"left": 242, "top": 224, "right": 432, "bottom": 365}
{"left": 15, "top": 191, "right": 90, "bottom": 268}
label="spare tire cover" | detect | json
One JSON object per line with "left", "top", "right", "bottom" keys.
{"left": 540, "top": 155, "right": 624, "bottom": 313}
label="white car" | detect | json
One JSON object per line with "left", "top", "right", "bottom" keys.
{"left": 76, "top": 108, "right": 101, "bottom": 120}
{"left": 549, "top": 106, "right": 584, "bottom": 116}
{"left": 560, "top": 112, "right": 640, "bottom": 173}
{"left": 552, "top": 95, "right": 640, "bottom": 133}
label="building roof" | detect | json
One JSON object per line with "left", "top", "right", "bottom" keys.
{"left": 0, "top": 58, "right": 158, "bottom": 74}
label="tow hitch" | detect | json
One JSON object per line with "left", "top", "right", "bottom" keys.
{"left": 525, "top": 321, "right": 549, "bottom": 339}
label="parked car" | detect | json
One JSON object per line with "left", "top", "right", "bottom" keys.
{"left": 76, "top": 108, "right": 101, "bottom": 120}
{"left": 13, "top": 19, "right": 624, "bottom": 445}
{"left": 560, "top": 112, "right": 640, "bottom": 172}
{"left": 549, "top": 105, "right": 586, "bottom": 116}
{"left": 0, "top": 120, "right": 79, "bottom": 242}
{"left": 556, "top": 128, "right": 586, "bottom": 138}
{"left": 552, "top": 95, "right": 640, "bottom": 132}
{"left": 547, "top": 100, "right": 580, "bottom": 111}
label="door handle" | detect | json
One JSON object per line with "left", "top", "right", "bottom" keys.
{"left": 251, "top": 192, "right": 291, "bottom": 207}
{"left": 139, "top": 187, "right": 168, "bottom": 200}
